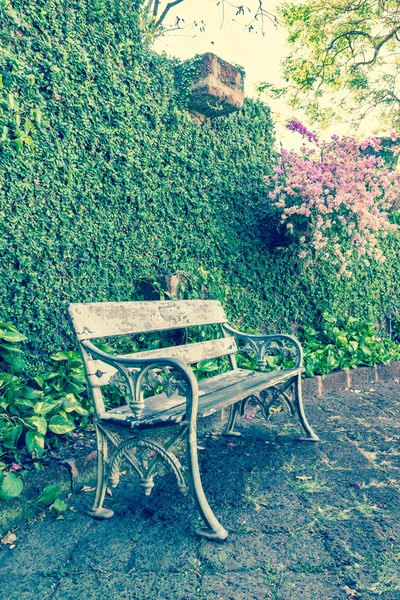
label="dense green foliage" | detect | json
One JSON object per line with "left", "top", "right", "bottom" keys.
{"left": 0, "top": 322, "right": 89, "bottom": 467}
{"left": 0, "top": 0, "right": 400, "bottom": 368}
{"left": 300, "top": 312, "right": 400, "bottom": 377}
{"left": 0, "top": 0, "right": 277, "bottom": 361}
{"left": 261, "top": 0, "right": 400, "bottom": 128}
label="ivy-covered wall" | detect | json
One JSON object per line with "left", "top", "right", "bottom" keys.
{"left": 1, "top": 0, "right": 399, "bottom": 362}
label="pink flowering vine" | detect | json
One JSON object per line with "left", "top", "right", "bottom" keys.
{"left": 265, "top": 125, "right": 400, "bottom": 277}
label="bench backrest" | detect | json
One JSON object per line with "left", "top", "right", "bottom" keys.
{"left": 68, "top": 300, "right": 228, "bottom": 339}
{"left": 68, "top": 300, "right": 237, "bottom": 403}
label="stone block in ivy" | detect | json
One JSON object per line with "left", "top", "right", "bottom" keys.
{"left": 179, "top": 53, "right": 245, "bottom": 119}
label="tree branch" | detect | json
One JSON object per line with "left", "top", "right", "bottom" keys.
{"left": 155, "top": 0, "right": 185, "bottom": 28}
{"left": 153, "top": 0, "right": 160, "bottom": 18}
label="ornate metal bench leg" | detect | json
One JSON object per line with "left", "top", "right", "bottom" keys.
{"left": 88, "top": 425, "right": 114, "bottom": 519}
{"left": 186, "top": 428, "right": 228, "bottom": 541}
{"left": 293, "top": 375, "right": 320, "bottom": 442}
{"left": 222, "top": 403, "right": 241, "bottom": 437}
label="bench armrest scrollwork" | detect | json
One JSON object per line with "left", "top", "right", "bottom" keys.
{"left": 222, "top": 324, "right": 303, "bottom": 370}
{"left": 81, "top": 340, "right": 199, "bottom": 420}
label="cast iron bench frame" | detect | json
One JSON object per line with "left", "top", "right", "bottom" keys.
{"left": 68, "top": 299, "right": 319, "bottom": 541}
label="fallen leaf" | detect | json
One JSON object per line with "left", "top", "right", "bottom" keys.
{"left": 9, "top": 464, "right": 22, "bottom": 473}
{"left": 342, "top": 586, "right": 360, "bottom": 597}
{"left": 9, "top": 544, "right": 16, "bottom": 549}
{"left": 269, "top": 405, "right": 284, "bottom": 413}
{"left": 1, "top": 531, "right": 17, "bottom": 545}
{"left": 296, "top": 475, "right": 312, "bottom": 481}
{"left": 187, "top": 568, "right": 201, "bottom": 578}
{"left": 81, "top": 486, "right": 96, "bottom": 493}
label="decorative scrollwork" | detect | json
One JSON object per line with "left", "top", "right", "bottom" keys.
{"left": 222, "top": 325, "right": 302, "bottom": 371}
{"left": 108, "top": 438, "right": 189, "bottom": 497}
{"left": 141, "top": 366, "right": 190, "bottom": 398}
{"left": 109, "top": 370, "right": 131, "bottom": 394}
{"left": 258, "top": 386, "right": 295, "bottom": 419}
{"left": 238, "top": 383, "right": 295, "bottom": 422}
{"left": 107, "top": 363, "right": 190, "bottom": 420}
{"left": 240, "top": 338, "right": 297, "bottom": 371}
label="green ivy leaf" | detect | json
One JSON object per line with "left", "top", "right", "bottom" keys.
{"left": 25, "top": 430, "right": 45, "bottom": 458}
{"left": 51, "top": 351, "right": 74, "bottom": 361}
{"left": 0, "top": 330, "right": 27, "bottom": 343}
{"left": 26, "top": 415, "right": 47, "bottom": 435}
{"left": 51, "top": 498, "right": 67, "bottom": 513}
{"left": 33, "top": 400, "right": 62, "bottom": 415}
{"left": 62, "top": 396, "right": 88, "bottom": 416}
{"left": 40, "top": 485, "right": 60, "bottom": 507}
{"left": 48, "top": 414, "right": 75, "bottom": 434}
{"left": 0, "top": 473, "right": 23, "bottom": 500}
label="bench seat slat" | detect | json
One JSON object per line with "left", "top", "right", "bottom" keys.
{"left": 68, "top": 300, "right": 227, "bottom": 340}
{"left": 99, "top": 367, "right": 302, "bottom": 428}
{"left": 86, "top": 337, "right": 237, "bottom": 387}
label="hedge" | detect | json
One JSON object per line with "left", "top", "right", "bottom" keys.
{"left": 0, "top": 0, "right": 399, "bottom": 365}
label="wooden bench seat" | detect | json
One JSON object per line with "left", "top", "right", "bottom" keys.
{"left": 68, "top": 299, "right": 319, "bottom": 541}
{"left": 99, "top": 367, "right": 303, "bottom": 429}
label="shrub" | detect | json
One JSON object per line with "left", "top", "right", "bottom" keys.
{"left": 265, "top": 123, "right": 400, "bottom": 277}
{"left": 0, "top": 322, "right": 90, "bottom": 471}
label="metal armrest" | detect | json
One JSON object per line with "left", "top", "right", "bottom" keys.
{"left": 81, "top": 340, "right": 199, "bottom": 419}
{"left": 222, "top": 324, "right": 303, "bottom": 370}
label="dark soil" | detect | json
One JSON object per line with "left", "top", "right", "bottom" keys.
{"left": 1, "top": 381, "right": 400, "bottom": 599}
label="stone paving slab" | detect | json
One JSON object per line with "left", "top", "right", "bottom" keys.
{"left": 1, "top": 381, "right": 400, "bottom": 599}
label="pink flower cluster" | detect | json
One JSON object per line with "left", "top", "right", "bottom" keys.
{"left": 286, "top": 120, "right": 319, "bottom": 144}
{"left": 265, "top": 131, "right": 400, "bottom": 276}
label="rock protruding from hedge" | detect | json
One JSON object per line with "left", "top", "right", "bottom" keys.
{"left": 185, "top": 53, "right": 244, "bottom": 119}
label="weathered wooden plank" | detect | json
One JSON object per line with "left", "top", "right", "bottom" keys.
{"left": 68, "top": 300, "right": 227, "bottom": 340}
{"left": 86, "top": 337, "right": 237, "bottom": 387}
{"left": 99, "top": 367, "right": 302, "bottom": 427}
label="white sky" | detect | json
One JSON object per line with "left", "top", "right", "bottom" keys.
{"left": 153, "top": 0, "right": 377, "bottom": 149}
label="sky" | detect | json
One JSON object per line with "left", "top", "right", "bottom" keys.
{"left": 153, "top": 0, "right": 358, "bottom": 149}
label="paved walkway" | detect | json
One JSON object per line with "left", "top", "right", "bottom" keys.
{"left": 1, "top": 381, "right": 400, "bottom": 599}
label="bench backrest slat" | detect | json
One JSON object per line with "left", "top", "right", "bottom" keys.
{"left": 86, "top": 337, "right": 237, "bottom": 387}
{"left": 68, "top": 300, "right": 227, "bottom": 340}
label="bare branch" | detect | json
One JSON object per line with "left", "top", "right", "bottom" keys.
{"left": 153, "top": 0, "right": 160, "bottom": 18}
{"left": 155, "top": 0, "right": 185, "bottom": 28}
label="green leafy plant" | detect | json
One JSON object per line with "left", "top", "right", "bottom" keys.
{"left": 0, "top": 471, "right": 23, "bottom": 500}
{"left": 0, "top": 323, "right": 90, "bottom": 487}
{"left": 300, "top": 312, "right": 400, "bottom": 377}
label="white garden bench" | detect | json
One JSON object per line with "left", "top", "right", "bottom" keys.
{"left": 68, "top": 300, "right": 319, "bottom": 541}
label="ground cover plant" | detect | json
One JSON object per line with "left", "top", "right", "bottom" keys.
{"left": 0, "top": 322, "right": 90, "bottom": 498}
